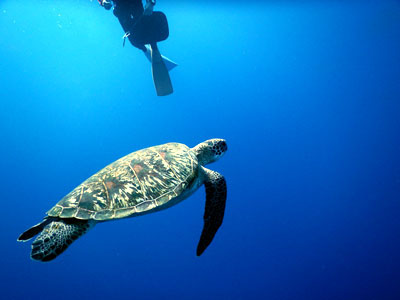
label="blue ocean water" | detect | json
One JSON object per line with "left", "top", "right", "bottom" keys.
{"left": 1, "top": 0, "right": 400, "bottom": 299}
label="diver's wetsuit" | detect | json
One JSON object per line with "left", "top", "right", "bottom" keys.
{"left": 100, "top": 0, "right": 155, "bottom": 51}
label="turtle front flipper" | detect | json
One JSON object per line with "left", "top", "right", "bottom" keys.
{"left": 197, "top": 168, "right": 227, "bottom": 256}
{"left": 18, "top": 218, "right": 53, "bottom": 242}
{"left": 29, "top": 218, "right": 95, "bottom": 262}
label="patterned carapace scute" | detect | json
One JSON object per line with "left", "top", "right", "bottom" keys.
{"left": 47, "top": 143, "right": 198, "bottom": 221}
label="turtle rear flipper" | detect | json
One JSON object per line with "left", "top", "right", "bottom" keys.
{"left": 197, "top": 168, "right": 227, "bottom": 256}
{"left": 30, "top": 218, "right": 94, "bottom": 262}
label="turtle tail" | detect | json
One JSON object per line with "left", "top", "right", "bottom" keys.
{"left": 18, "top": 218, "right": 95, "bottom": 262}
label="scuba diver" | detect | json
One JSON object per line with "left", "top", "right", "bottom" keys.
{"left": 98, "top": 0, "right": 177, "bottom": 96}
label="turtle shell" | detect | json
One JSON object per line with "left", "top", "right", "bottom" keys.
{"left": 47, "top": 143, "right": 199, "bottom": 221}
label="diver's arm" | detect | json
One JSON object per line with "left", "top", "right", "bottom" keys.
{"left": 144, "top": 0, "right": 156, "bottom": 15}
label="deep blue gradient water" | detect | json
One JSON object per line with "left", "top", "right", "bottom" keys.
{"left": 1, "top": 1, "right": 400, "bottom": 299}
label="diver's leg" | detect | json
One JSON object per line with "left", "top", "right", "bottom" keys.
{"left": 128, "top": 1, "right": 146, "bottom": 50}
{"left": 113, "top": 3, "right": 134, "bottom": 34}
{"left": 130, "top": 0, "right": 144, "bottom": 20}
{"left": 129, "top": 39, "right": 146, "bottom": 52}
{"left": 113, "top": 0, "right": 144, "bottom": 28}
{"left": 150, "top": 42, "right": 158, "bottom": 51}
{"left": 113, "top": 1, "right": 146, "bottom": 51}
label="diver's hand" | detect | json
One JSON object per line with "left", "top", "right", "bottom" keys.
{"left": 100, "top": 0, "right": 112, "bottom": 10}
{"left": 144, "top": 0, "right": 155, "bottom": 16}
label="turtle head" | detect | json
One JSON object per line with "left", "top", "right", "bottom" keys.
{"left": 192, "top": 139, "right": 228, "bottom": 165}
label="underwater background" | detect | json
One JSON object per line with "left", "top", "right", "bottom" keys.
{"left": 1, "top": 0, "right": 400, "bottom": 299}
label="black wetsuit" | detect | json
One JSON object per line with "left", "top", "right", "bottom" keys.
{"left": 112, "top": 0, "right": 147, "bottom": 51}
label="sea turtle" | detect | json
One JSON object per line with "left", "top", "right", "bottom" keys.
{"left": 18, "top": 139, "right": 228, "bottom": 262}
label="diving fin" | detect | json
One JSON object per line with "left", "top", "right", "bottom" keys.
{"left": 144, "top": 45, "right": 177, "bottom": 71}
{"left": 149, "top": 45, "right": 174, "bottom": 96}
